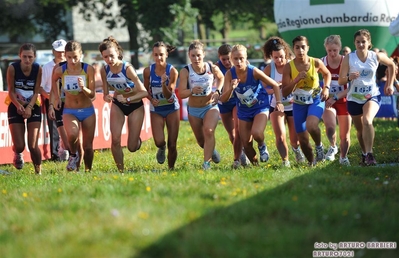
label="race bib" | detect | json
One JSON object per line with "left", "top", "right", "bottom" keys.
{"left": 107, "top": 77, "right": 134, "bottom": 95}
{"left": 15, "top": 88, "right": 33, "bottom": 105}
{"left": 293, "top": 89, "right": 313, "bottom": 104}
{"left": 64, "top": 75, "right": 86, "bottom": 95}
{"left": 236, "top": 88, "right": 258, "bottom": 107}
{"left": 281, "top": 94, "right": 293, "bottom": 106}
{"left": 151, "top": 87, "right": 173, "bottom": 106}
{"left": 351, "top": 85, "right": 373, "bottom": 101}
{"left": 191, "top": 83, "right": 212, "bottom": 97}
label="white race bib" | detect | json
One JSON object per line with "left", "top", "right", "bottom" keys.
{"left": 191, "top": 83, "right": 212, "bottom": 97}
{"left": 107, "top": 77, "right": 133, "bottom": 95}
{"left": 236, "top": 88, "right": 258, "bottom": 107}
{"left": 350, "top": 85, "right": 373, "bottom": 101}
{"left": 15, "top": 89, "right": 33, "bottom": 105}
{"left": 151, "top": 87, "right": 173, "bottom": 106}
{"left": 293, "top": 89, "right": 313, "bottom": 104}
{"left": 64, "top": 75, "right": 86, "bottom": 95}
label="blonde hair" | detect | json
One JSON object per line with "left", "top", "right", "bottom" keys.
{"left": 324, "top": 35, "right": 342, "bottom": 48}
{"left": 231, "top": 44, "right": 247, "bottom": 55}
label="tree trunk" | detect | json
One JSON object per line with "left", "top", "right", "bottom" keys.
{"left": 220, "top": 12, "right": 230, "bottom": 44}
{"left": 127, "top": 24, "right": 140, "bottom": 69}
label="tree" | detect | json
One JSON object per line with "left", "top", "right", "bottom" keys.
{"left": 0, "top": 0, "right": 79, "bottom": 43}
{"left": 190, "top": 0, "right": 275, "bottom": 43}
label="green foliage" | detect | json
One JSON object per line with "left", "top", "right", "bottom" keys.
{"left": 1, "top": 120, "right": 399, "bottom": 257}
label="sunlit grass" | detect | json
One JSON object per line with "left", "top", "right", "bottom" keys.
{"left": 1, "top": 120, "right": 399, "bottom": 258}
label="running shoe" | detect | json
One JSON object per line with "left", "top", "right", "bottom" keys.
{"left": 315, "top": 145, "right": 325, "bottom": 162}
{"left": 66, "top": 153, "right": 79, "bottom": 171}
{"left": 239, "top": 150, "right": 250, "bottom": 166}
{"left": 156, "top": 146, "right": 166, "bottom": 164}
{"left": 232, "top": 160, "right": 241, "bottom": 169}
{"left": 365, "top": 153, "right": 377, "bottom": 166}
{"left": 258, "top": 144, "right": 269, "bottom": 162}
{"left": 282, "top": 160, "right": 291, "bottom": 167}
{"left": 58, "top": 147, "right": 69, "bottom": 162}
{"left": 212, "top": 150, "right": 221, "bottom": 163}
{"left": 292, "top": 147, "right": 306, "bottom": 163}
{"left": 202, "top": 161, "right": 211, "bottom": 170}
{"left": 325, "top": 145, "right": 338, "bottom": 161}
{"left": 339, "top": 156, "right": 351, "bottom": 166}
{"left": 13, "top": 153, "right": 24, "bottom": 170}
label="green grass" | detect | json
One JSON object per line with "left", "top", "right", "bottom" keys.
{"left": 1, "top": 120, "right": 399, "bottom": 258}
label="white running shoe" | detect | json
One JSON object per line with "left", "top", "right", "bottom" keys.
{"left": 292, "top": 147, "right": 306, "bottom": 163}
{"left": 13, "top": 153, "right": 24, "bottom": 169}
{"left": 156, "top": 146, "right": 166, "bottom": 164}
{"left": 239, "top": 150, "right": 250, "bottom": 167}
{"left": 66, "top": 153, "right": 79, "bottom": 171}
{"left": 325, "top": 146, "right": 338, "bottom": 161}
{"left": 212, "top": 150, "right": 221, "bottom": 163}
{"left": 58, "top": 147, "right": 69, "bottom": 162}
{"left": 282, "top": 160, "right": 291, "bottom": 167}
{"left": 315, "top": 145, "right": 325, "bottom": 162}
{"left": 258, "top": 144, "right": 269, "bottom": 162}
{"left": 339, "top": 156, "right": 351, "bottom": 166}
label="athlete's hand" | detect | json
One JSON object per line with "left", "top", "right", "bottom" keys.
{"left": 103, "top": 94, "right": 113, "bottom": 103}
{"left": 151, "top": 98, "right": 160, "bottom": 107}
{"left": 231, "top": 79, "right": 240, "bottom": 89}
{"left": 48, "top": 105, "right": 56, "bottom": 120}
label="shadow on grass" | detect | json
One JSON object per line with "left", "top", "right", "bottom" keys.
{"left": 135, "top": 164, "right": 399, "bottom": 258}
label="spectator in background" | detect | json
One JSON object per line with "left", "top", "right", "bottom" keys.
{"left": 6, "top": 43, "right": 42, "bottom": 174}
{"left": 143, "top": 41, "right": 180, "bottom": 170}
{"left": 342, "top": 46, "right": 351, "bottom": 56}
{"left": 51, "top": 40, "right": 96, "bottom": 172}
{"left": 99, "top": 36, "right": 147, "bottom": 173}
{"left": 40, "top": 39, "right": 69, "bottom": 162}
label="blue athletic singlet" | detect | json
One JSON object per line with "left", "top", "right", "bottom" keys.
{"left": 105, "top": 61, "right": 136, "bottom": 95}
{"left": 217, "top": 60, "right": 237, "bottom": 113}
{"left": 149, "top": 63, "right": 179, "bottom": 113}
{"left": 231, "top": 64, "right": 269, "bottom": 119}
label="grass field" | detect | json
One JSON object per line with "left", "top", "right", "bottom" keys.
{"left": 1, "top": 119, "right": 399, "bottom": 258}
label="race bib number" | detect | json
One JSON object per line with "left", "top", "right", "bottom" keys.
{"left": 64, "top": 75, "right": 86, "bottom": 95}
{"left": 282, "top": 94, "right": 293, "bottom": 106}
{"left": 151, "top": 87, "right": 173, "bottom": 106}
{"left": 191, "top": 83, "right": 211, "bottom": 97}
{"left": 351, "top": 85, "right": 373, "bottom": 101}
{"left": 236, "top": 88, "right": 258, "bottom": 107}
{"left": 107, "top": 77, "right": 133, "bottom": 94}
{"left": 293, "top": 89, "right": 313, "bottom": 104}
